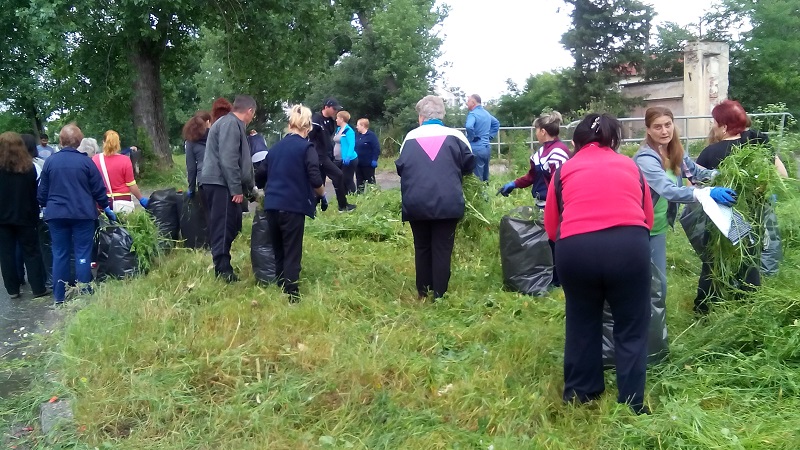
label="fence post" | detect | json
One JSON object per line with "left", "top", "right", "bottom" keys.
{"left": 780, "top": 113, "right": 786, "bottom": 140}
{"left": 530, "top": 126, "right": 535, "bottom": 152}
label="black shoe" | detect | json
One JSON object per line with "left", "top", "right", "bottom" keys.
{"left": 338, "top": 204, "right": 357, "bottom": 213}
{"left": 693, "top": 300, "right": 710, "bottom": 315}
{"left": 9, "top": 293, "right": 21, "bottom": 299}
{"left": 33, "top": 289, "right": 52, "bottom": 299}
{"left": 216, "top": 271, "right": 240, "bottom": 283}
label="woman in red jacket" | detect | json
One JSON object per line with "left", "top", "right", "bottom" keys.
{"left": 544, "top": 113, "right": 654, "bottom": 414}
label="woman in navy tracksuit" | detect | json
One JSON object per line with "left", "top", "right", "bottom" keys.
{"left": 38, "top": 125, "right": 115, "bottom": 304}
{"left": 255, "top": 104, "right": 325, "bottom": 301}
{"left": 396, "top": 95, "right": 475, "bottom": 300}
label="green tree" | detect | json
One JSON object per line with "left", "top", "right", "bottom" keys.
{"left": 725, "top": 0, "right": 800, "bottom": 113}
{"left": 303, "top": 0, "right": 447, "bottom": 131}
{"left": 494, "top": 72, "right": 570, "bottom": 127}
{"left": 0, "top": 0, "right": 59, "bottom": 136}
{"left": 643, "top": 22, "right": 696, "bottom": 81}
{"left": 560, "top": 0, "right": 654, "bottom": 112}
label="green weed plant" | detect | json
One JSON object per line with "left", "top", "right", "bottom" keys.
{"left": 4, "top": 142, "right": 800, "bottom": 448}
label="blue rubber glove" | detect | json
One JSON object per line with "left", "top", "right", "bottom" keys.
{"left": 187, "top": 189, "right": 194, "bottom": 199}
{"left": 319, "top": 194, "right": 329, "bottom": 212}
{"left": 710, "top": 187, "right": 737, "bottom": 206}
{"left": 104, "top": 207, "right": 118, "bottom": 223}
{"left": 371, "top": 160, "right": 378, "bottom": 168}
{"left": 139, "top": 197, "right": 149, "bottom": 208}
{"left": 342, "top": 158, "right": 351, "bottom": 166}
{"left": 498, "top": 181, "right": 516, "bottom": 197}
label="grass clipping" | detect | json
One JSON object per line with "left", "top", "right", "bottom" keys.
{"left": 707, "top": 143, "right": 786, "bottom": 298}
{"left": 120, "top": 209, "right": 163, "bottom": 273}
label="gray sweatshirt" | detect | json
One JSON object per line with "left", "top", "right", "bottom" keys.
{"left": 199, "top": 112, "right": 254, "bottom": 196}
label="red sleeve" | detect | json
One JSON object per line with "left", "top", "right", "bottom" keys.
{"left": 544, "top": 176, "right": 559, "bottom": 241}
{"left": 122, "top": 157, "right": 135, "bottom": 185}
{"left": 642, "top": 176, "right": 654, "bottom": 230}
{"left": 514, "top": 160, "right": 536, "bottom": 188}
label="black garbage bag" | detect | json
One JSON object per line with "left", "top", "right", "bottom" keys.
{"left": 251, "top": 209, "right": 276, "bottom": 284}
{"left": 761, "top": 204, "right": 782, "bottom": 276}
{"left": 180, "top": 193, "right": 209, "bottom": 249}
{"left": 499, "top": 206, "right": 553, "bottom": 295}
{"left": 95, "top": 222, "right": 139, "bottom": 281}
{"left": 602, "top": 259, "right": 668, "bottom": 368}
{"left": 680, "top": 202, "right": 707, "bottom": 257}
{"left": 148, "top": 188, "right": 181, "bottom": 244}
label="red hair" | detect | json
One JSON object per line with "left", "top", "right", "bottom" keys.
{"left": 212, "top": 98, "right": 233, "bottom": 123}
{"left": 712, "top": 100, "right": 748, "bottom": 136}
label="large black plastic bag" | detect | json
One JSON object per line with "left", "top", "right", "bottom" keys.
{"left": 602, "top": 260, "right": 668, "bottom": 368}
{"left": 499, "top": 206, "right": 553, "bottom": 295}
{"left": 761, "top": 204, "right": 782, "bottom": 276}
{"left": 680, "top": 202, "right": 707, "bottom": 256}
{"left": 95, "top": 222, "right": 139, "bottom": 280}
{"left": 148, "top": 188, "right": 181, "bottom": 244}
{"left": 251, "top": 209, "right": 276, "bottom": 284}
{"left": 180, "top": 193, "right": 209, "bottom": 249}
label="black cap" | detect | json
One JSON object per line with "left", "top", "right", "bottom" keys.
{"left": 323, "top": 97, "right": 343, "bottom": 111}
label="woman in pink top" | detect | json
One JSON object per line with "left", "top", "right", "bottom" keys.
{"left": 544, "top": 113, "right": 654, "bottom": 415}
{"left": 92, "top": 130, "right": 149, "bottom": 213}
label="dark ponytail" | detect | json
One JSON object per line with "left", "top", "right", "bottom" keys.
{"left": 571, "top": 113, "right": 622, "bottom": 153}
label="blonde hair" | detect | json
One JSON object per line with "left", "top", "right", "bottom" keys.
{"left": 357, "top": 118, "right": 370, "bottom": 129}
{"left": 337, "top": 110, "right": 351, "bottom": 122}
{"left": 287, "top": 104, "right": 312, "bottom": 135}
{"left": 103, "top": 130, "right": 121, "bottom": 156}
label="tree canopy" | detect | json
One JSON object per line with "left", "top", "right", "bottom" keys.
{"left": 0, "top": 0, "right": 446, "bottom": 169}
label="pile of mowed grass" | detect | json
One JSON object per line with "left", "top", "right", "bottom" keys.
{"left": 5, "top": 150, "right": 800, "bottom": 448}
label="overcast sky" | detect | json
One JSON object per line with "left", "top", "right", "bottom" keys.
{"left": 436, "top": 0, "right": 718, "bottom": 100}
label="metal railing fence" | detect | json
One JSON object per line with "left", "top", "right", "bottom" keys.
{"left": 459, "top": 112, "right": 794, "bottom": 157}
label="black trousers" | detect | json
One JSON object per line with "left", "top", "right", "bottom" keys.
{"left": 0, "top": 223, "right": 47, "bottom": 296}
{"left": 556, "top": 226, "right": 651, "bottom": 412}
{"left": 355, "top": 166, "right": 376, "bottom": 193}
{"left": 266, "top": 210, "right": 305, "bottom": 297}
{"left": 38, "top": 220, "right": 53, "bottom": 287}
{"left": 409, "top": 219, "right": 459, "bottom": 298}
{"left": 695, "top": 230, "right": 760, "bottom": 310}
{"left": 320, "top": 156, "right": 349, "bottom": 209}
{"left": 341, "top": 158, "right": 358, "bottom": 194}
{"left": 202, "top": 184, "right": 243, "bottom": 275}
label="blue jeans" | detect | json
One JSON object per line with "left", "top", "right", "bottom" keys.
{"left": 48, "top": 218, "right": 95, "bottom": 302}
{"left": 472, "top": 146, "right": 490, "bottom": 181}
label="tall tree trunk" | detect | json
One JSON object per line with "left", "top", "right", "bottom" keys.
{"left": 131, "top": 44, "right": 173, "bottom": 169}
{"left": 20, "top": 96, "right": 43, "bottom": 138}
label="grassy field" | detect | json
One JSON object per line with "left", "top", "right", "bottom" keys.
{"left": 3, "top": 143, "right": 800, "bottom": 449}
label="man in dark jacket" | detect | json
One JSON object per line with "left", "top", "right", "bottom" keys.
{"left": 199, "top": 95, "right": 256, "bottom": 282}
{"left": 309, "top": 98, "right": 356, "bottom": 212}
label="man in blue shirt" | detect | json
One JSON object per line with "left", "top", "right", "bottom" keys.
{"left": 465, "top": 94, "right": 499, "bottom": 181}
{"left": 37, "top": 133, "right": 56, "bottom": 159}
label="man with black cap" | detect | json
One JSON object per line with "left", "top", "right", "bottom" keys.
{"left": 309, "top": 98, "right": 356, "bottom": 212}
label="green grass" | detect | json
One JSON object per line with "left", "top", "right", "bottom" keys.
{"left": 4, "top": 140, "right": 800, "bottom": 449}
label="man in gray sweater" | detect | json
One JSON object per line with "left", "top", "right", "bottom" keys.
{"left": 199, "top": 95, "right": 256, "bottom": 282}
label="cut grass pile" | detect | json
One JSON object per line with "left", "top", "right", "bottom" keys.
{"left": 3, "top": 139, "right": 800, "bottom": 449}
